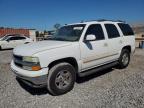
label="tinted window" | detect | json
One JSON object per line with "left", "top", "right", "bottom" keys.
{"left": 118, "top": 23, "right": 134, "bottom": 36}
{"left": 18, "top": 37, "right": 26, "bottom": 40}
{"left": 105, "top": 24, "right": 120, "bottom": 38}
{"left": 85, "top": 24, "right": 105, "bottom": 40}
{"left": 8, "top": 37, "right": 19, "bottom": 40}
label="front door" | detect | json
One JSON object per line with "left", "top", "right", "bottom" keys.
{"left": 80, "top": 24, "right": 110, "bottom": 70}
{"left": 5, "top": 37, "right": 19, "bottom": 48}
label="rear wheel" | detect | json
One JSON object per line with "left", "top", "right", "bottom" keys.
{"left": 118, "top": 49, "right": 130, "bottom": 69}
{"left": 47, "top": 62, "right": 76, "bottom": 96}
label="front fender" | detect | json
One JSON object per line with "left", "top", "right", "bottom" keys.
{"left": 33, "top": 43, "right": 81, "bottom": 69}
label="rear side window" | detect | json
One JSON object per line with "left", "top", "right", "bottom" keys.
{"left": 85, "top": 24, "right": 105, "bottom": 40}
{"left": 118, "top": 23, "right": 134, "bottom": 36}
{"left": 18, "top": 37, "right": 26, "bottom": 40}
{"left": 105, "top": 24, "right": 120, "bottom": 38}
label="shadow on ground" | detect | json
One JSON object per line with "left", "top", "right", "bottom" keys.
{"left": 0, "top": 48, "right": 13, "bottom": 51}
{"left": 16, "top": 78, "right": 49, "bottom": 95}
{"left": 16, "top": 67, "right": 115, "bottom": 95}
{"left": 76, "top": 68, "right": 114, "bottom": 83}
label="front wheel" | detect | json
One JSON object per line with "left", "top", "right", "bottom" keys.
{"left": 47, "top": 62, "right": 76, "bottom": 96}
{"left": 118, "top": 49, "right": 130, "bottom": 69}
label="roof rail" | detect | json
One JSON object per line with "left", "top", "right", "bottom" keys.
{"left": 116, "top": 20, "right": 126, "bottom": 23}
{"left": 82, "top": 19, "right": 125, "bottom": 23}
{"left": 97, "top": 19, "right": 112, "bottom": 22}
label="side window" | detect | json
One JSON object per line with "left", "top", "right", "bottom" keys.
{"left": 105, "top": 24, "right": 120, "bottom": 38}
{"left": 118, "top": 23, "right": 134, "bottom": 36}
{"left": 8, "top": 37, "right": 19, "bottom": 41}
{"left": 85, "top": 24, "right": 105, "bottom": 40}
{"left": 18, "top": 37, "right": 26, "bottom": 40}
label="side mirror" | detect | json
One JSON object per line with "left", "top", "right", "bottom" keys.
{"left": 85, "top": 34, "right": 96, "bottom": 41}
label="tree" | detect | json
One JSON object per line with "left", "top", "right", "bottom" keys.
{"left": 54, "top": 23, "right": 61, "bottom": 30}
{"left": 35, "top": 31, "right": 39, "bottom": 37}
{"left": 0, "top": 27, "right": 4, "bottom": 29}
{"left": 44, "top": 30, "right": 48, "bottom": 34}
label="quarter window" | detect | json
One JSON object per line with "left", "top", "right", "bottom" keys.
{"left": 118, "top": 23, "right": 134, "bottom": 36}
{"left": 85, "top": 24, "right": 105, "bottom": 40}
{"left": 105, "top": 24, "right": 120, "bottom": 38}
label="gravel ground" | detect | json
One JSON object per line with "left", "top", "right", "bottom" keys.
{"left": 0, "top": 49, "right": 144, "bottom": 108}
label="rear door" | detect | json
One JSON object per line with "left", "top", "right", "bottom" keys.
{"left": 104, "top": 23, "right": 122, "bottom": 60}
{"left": 16, "top": 37, "right": 27, "bottom": 45}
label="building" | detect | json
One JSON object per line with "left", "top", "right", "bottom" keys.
{"left": 0, "top": 28, "right": 36, "bottom": 41}
{"left": 132, "top": 25, "right": 144, "bottom": 47}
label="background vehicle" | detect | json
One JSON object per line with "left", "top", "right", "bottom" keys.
{"left": 0, "top": 35, "right": 33, "bottom": 50}
{"left": 0, "top": 34, "right": 11, "bottom": 40}
{"left": 11, "top": 20, "right": 135, "bottom": 95}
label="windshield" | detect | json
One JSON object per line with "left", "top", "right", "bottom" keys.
{"left": 48, "top": 24, "right": 85, "bottom": 41}
{"left": 1, "top": 36, "right": 10, "bottom": 41}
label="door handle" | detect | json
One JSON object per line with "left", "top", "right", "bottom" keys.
{"left": 104, "top": 43, "right": 108, "bottom": 47}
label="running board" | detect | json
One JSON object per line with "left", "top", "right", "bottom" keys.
{"left": 78, "top": 61, "right": 118, "bottom": 77}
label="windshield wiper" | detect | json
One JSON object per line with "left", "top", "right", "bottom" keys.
{"left": 47, "top": 37, "right": 70, "bottom": 41}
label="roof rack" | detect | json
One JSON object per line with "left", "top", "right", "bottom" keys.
{"left": 82, "top": 19, "right": 125, "bottom": 23}
{"left": 116, "top": 20, "right": 126, "bottom": 23}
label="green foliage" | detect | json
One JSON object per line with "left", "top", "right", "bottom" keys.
{"left": 54, "top": 23, "right": 61, "bottom": 30}
{"left": 35, "top": 31, "right": 39, "bottom": 37}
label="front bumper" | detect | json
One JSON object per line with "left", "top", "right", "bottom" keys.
{"left": 11, "top": 61, "right": 48, "bottom": 87}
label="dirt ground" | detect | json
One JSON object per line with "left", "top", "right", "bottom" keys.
{"left": 0, "top": 48, "right": 144, "bottom": 108}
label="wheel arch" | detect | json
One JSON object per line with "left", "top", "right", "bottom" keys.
{"left": 122, "top": 45, "right": 131, "bottom": 53}
{"left": 48, "top": 57, "right": 79, "bottom": 73}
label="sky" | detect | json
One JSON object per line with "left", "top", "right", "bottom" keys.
{"left": 0, "top": 0, "right": 144, "bottom": 30}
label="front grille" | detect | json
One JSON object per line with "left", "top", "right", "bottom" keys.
{"left": 15, "top": 62, "right": 23, "bottom": 67}
{"left": 13, "top": 55, "right": 23, "bottom": 61}
{"left": 13, "top": 55, "right": 39, "bottom": 70}
{"left": 13, "top": 55, "right": 23, "bottom": 68}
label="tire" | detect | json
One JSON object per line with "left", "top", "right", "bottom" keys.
{"left": 47, "top": 62, "right": 76, "bottom": 96}
{"left": 118, "top": 49, "right": 130, "bottom": 69}
{"left": 0, "top": 46, "right": 1, "bottom": 50}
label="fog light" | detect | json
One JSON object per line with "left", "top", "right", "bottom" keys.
{"left": 23, "top": 66, "right": 32, "bottom": 70}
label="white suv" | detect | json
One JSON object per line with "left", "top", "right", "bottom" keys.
{"left": 11, "top": 20, "right": 135, "bottom": 95}
{"left": 0, "top": 35, "right": 33, "bottom": 50}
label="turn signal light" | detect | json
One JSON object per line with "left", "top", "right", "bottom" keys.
{"left": 31, "top": 66, "right": 41, "bottom": 71}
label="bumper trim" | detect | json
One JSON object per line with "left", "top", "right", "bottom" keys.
{"left": 11, "top": 67, "right": 47, "bottom": 88}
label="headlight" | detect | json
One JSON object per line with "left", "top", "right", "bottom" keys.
{"left": 22, "top": 56, "right": 41, "bottom": 71}
{"left": 23, "top": 56, "right": 39, "bottom": 63}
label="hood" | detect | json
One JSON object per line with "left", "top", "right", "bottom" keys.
{"left": 13, "top": 40, "right": 72, "bottom": 56}
{"left": 0, "top": 40, "right": 5, "bottom": 44}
